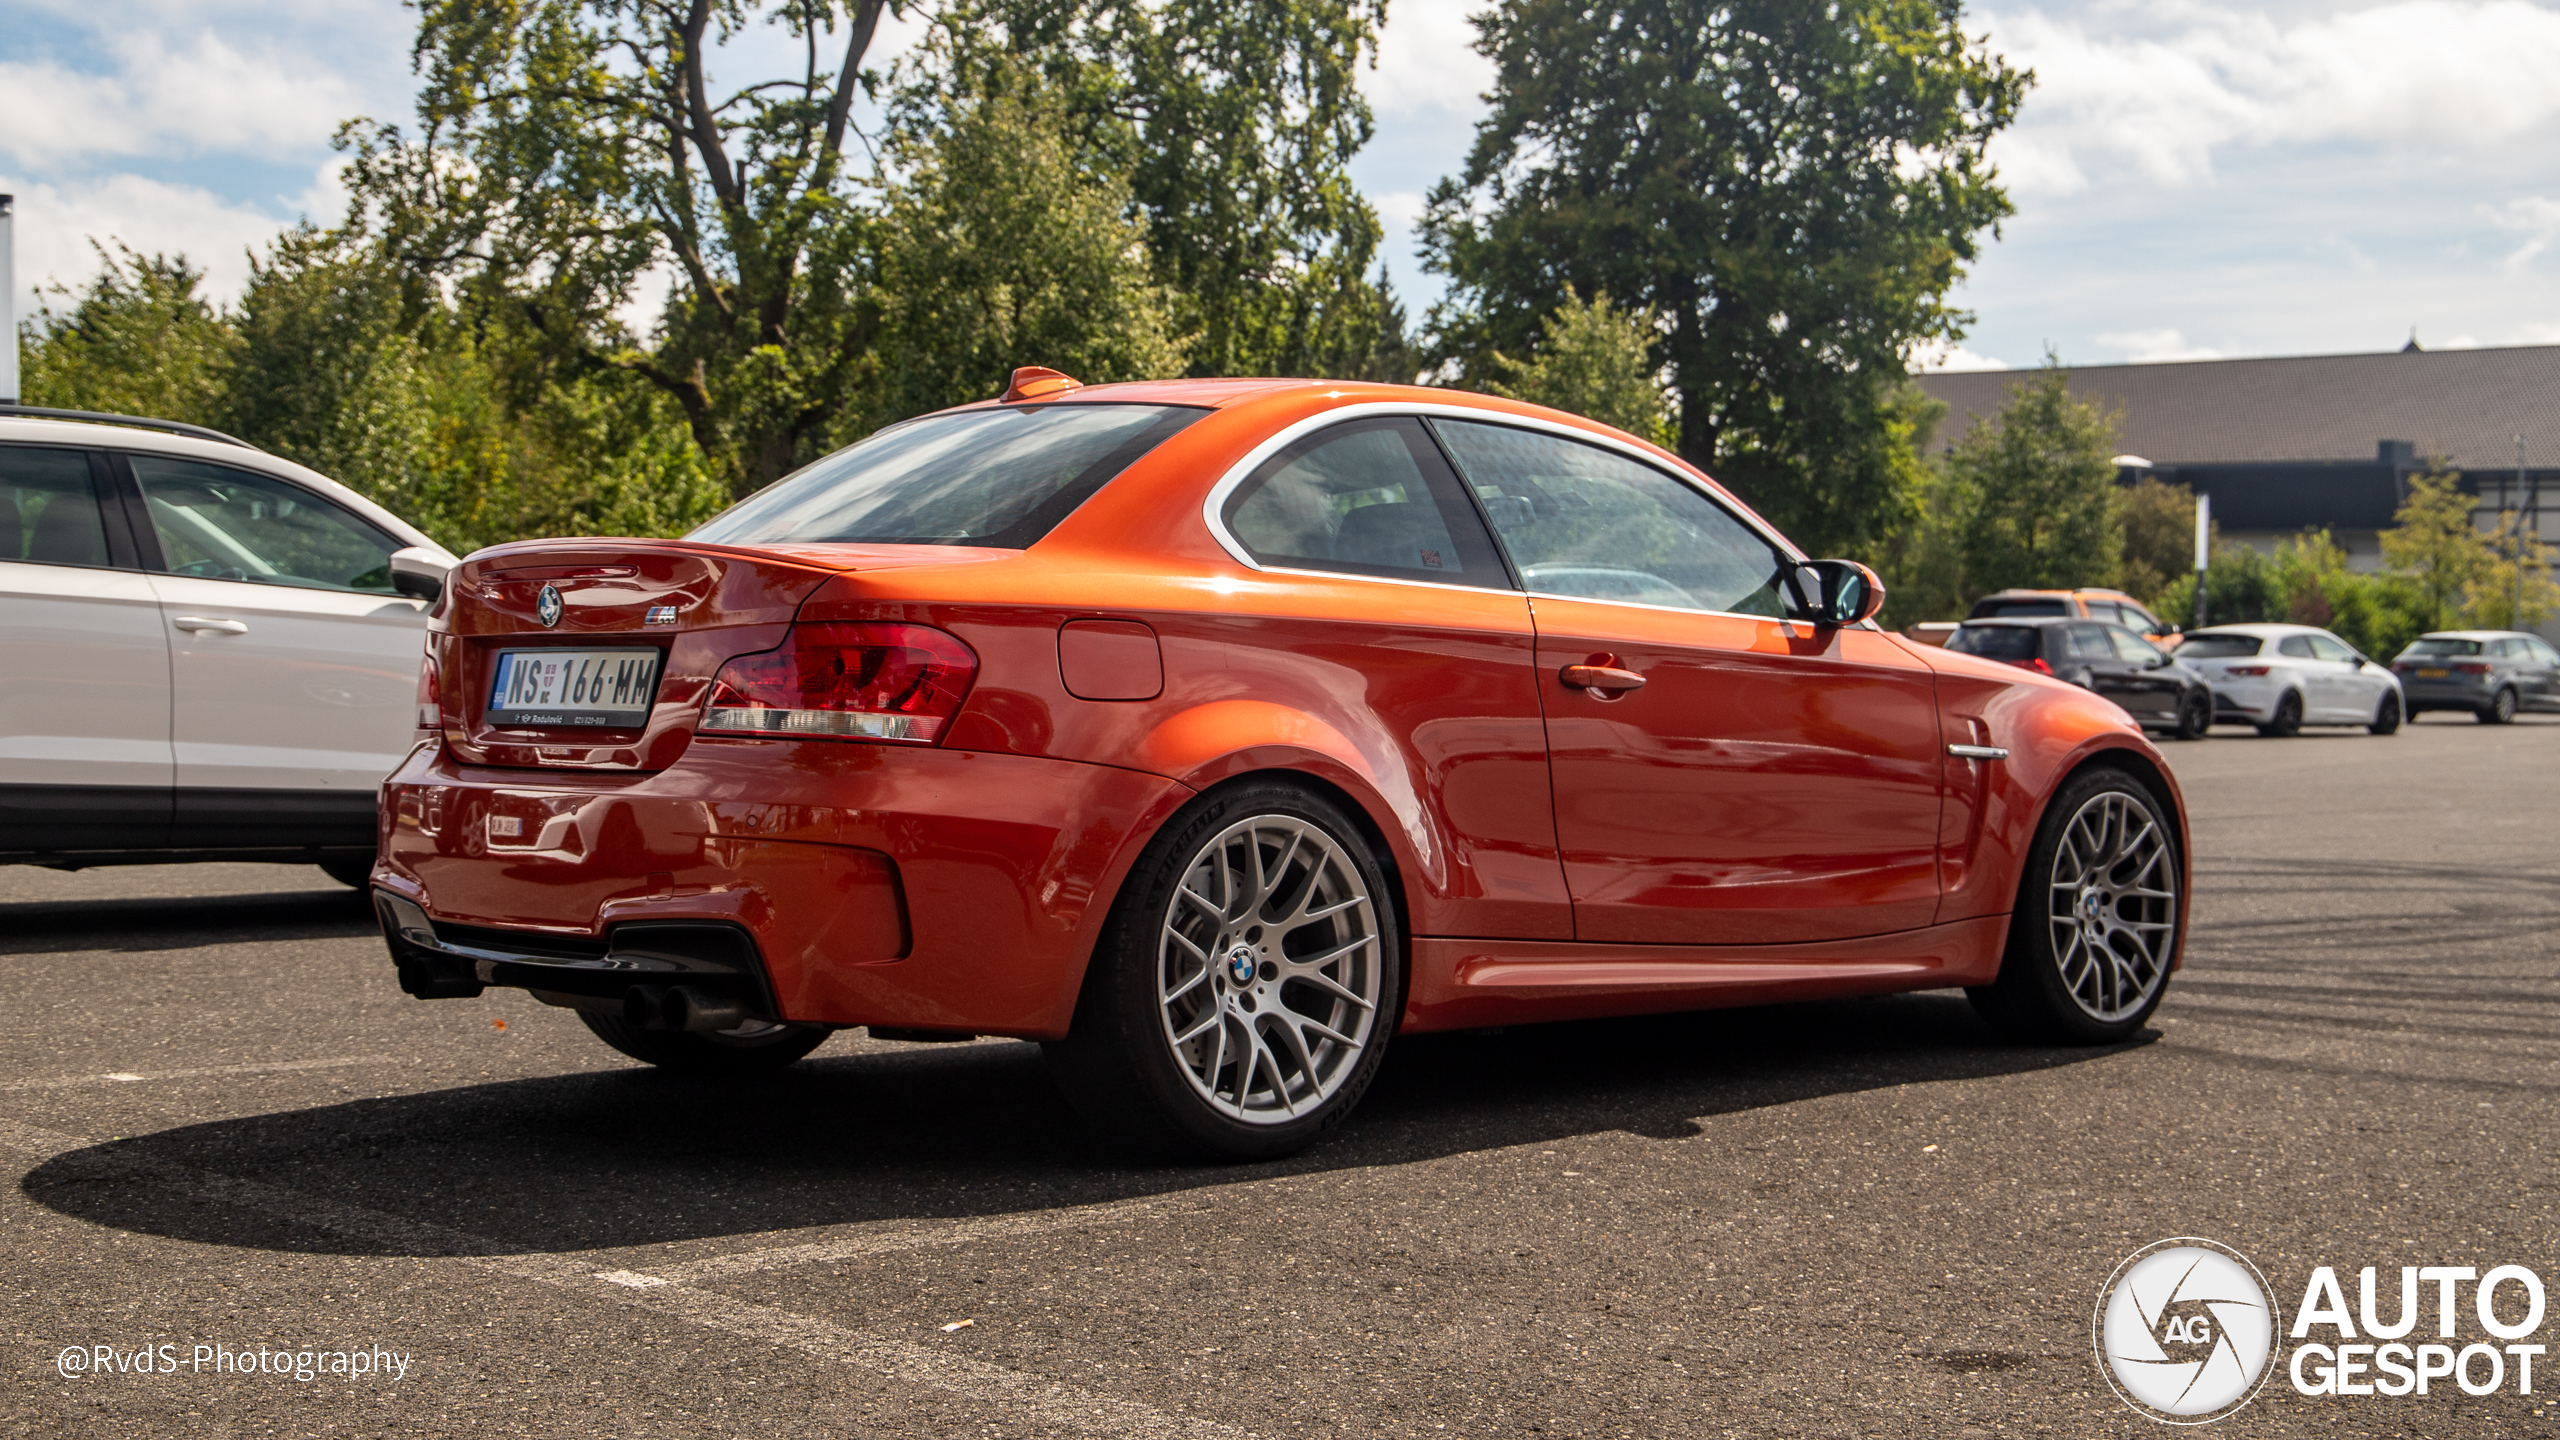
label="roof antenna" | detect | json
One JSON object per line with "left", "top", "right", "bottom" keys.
{"left": 2401, "top": 326, "right": 2423, "bottom": 354}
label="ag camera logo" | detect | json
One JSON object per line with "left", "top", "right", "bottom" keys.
{"left": 2095, "top": 1238, "right": 2282, "bottom": 1423}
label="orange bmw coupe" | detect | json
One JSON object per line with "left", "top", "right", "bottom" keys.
{"left": 372, "top": 369, "right": 2189, "bottom": 1158}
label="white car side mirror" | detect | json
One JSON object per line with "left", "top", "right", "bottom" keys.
{"left": 388, "top": 547, "right": 452, "bottom": 605}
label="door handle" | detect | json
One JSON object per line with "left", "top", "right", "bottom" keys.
{"left": 1560, "top": 663, "right": 1646, "bottom": 692}
{"left": 173, "top": 616, "right": 249, "bottom": 635}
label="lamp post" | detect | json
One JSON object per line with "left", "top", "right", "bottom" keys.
{"left": 2194, "top": 491, "right": 2211, "bottom": 630}
{"left": 0, "top": 194, "right": 16, "bottom": 405}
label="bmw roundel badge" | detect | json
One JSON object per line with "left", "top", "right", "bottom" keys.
{"left": 536, "top": 584, "right": 563, "bottom": 628}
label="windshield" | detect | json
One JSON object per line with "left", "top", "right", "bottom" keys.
{"left": 2401, "top": 638, "right": 2484, "bottom": 657}
{"left": 2176, "top": 634, "right": 2264, "bottom": 659}
{"left": 1947, "top": 624, "right": 2041, "bottom": 661}
{"left": 691, "top": 403, "right": 1205, "bottom": 548}
{"left": 1970, "top": 597, "right": 2069, "bottom": 618}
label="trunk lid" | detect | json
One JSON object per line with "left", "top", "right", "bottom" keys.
{"left": 434, "top": 539, "right": 851, "bottom": 771}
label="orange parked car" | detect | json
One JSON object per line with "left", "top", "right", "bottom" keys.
{"left": 1909, "top": 588, "right": 2181, "bottom": 649}
{"left": 371, "top": 369, "right": 2191, "bottom": 1158}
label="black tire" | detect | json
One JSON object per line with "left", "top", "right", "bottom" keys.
{"left": 2368, "top": 691, "right": 2402, "bottom": 735}
{"left": 2171, "top": 690, "right": 2212, "bottom": 741}
{"left": 1043, "top": 779, "right": 1402, "bottom": 1162}
{"left": 2255, "top": 690, "right": 2303, "bottom": 738}
{"left": 318, "top": 851, "right": 377, "bottom": 888}
{"left": 2480, "top": 687, "right": 2519, "bottom": 725}
{"left": 578, "top": 1010, "right": 831, "bottom": 1075}
{"left": 1968, "top": 768, "right": 2181, "bottom": 1045}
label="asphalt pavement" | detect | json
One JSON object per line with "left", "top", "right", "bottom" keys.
{"left": 7, "top": 710, "right": 2560, "bottom": 1439}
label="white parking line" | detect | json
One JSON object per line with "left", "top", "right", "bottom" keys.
{"left": 0, "top": 1055, "right": 397, "bottom": 1092}
{"left": 630, "top": 1197, "right": 1168, "bottom": 1287}
{"left": 0, "top": 1116, "right": 1240, "bottom": 1440}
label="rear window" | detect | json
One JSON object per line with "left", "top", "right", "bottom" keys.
{"left": 2401, "top": 638, "right": 2483, "bottom": 657}
{"left": 691, "top": 403, "right": 1205, "bottom": 548}
{"left": 1970, "top": 597, "right": 2069, "bottom": 618}
{"left": 2176, "top": 634, "right": 2264, "bottom": 659}
{"left": 1947, "top": 624, "right": 2042, "bottom": 661}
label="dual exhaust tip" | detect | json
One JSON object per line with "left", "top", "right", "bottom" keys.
{"left": 623, "top": 983, "right": 751, "bottom": 1033}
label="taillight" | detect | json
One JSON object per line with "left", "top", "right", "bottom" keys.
{"left": 2454, "top": 662, "right": 2493, "bottom": 675}
{"left": 2008, "top": 657, "right": 2053, "bottom": 675}
{"left": 701, "top": 622, "right": 977, "bottom": 744}
{"left": 416, "top": 652, "right": 442, "bottom": 731}
{"left": 2225, "top": 664, "right": 2271, "bottom": 676}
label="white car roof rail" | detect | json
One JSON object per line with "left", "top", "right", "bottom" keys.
{"left": 0, "top": 403, "right": 259, "bottom": 450}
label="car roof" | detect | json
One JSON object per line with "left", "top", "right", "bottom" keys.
{"left": 2184, "top": 623, "right": 2328, "bottom": 638}
{"left": 1958, "top": 615, "right": 2078, "bottom": 628}
{"left": 0, "top": 415, "right": 455, "bottom": 560}
{"left": 2419, "top": 629, "right": 2533, "bottom": 640}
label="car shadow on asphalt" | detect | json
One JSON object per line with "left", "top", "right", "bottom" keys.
{"left": 0, "top": 888, "right": 376, "bottom": 954}
{"left": 21, "top": 992, "right": 2150, "bottom": 1259}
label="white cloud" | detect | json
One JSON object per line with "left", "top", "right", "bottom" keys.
{"left": 2485, "top": 195, "right": 2560, "bottom": 269}
{"left": 0, "top": 32, "right": 366, "bottom": 168}
{"left": 1367, "top": 0, "right": 1493, "bottom": 121}
{"left": 5, "top": 164, "right": 348, "bottom": 324}
{"left": 1908, "top": 339, "right": 2010, "bottom": 372}
{"left": 2097, "top": 328, "right": 2227, "bottom": 363}
{"left": 1983, "top": 1, "right": 2560, "bottom": 194}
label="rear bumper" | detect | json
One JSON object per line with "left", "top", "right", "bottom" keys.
{"left": 2398, "top": 677, "right": 2492, "bottom": 709}
{"left": 373, "top": 739, "right": 1194, "bottom": 1038}
{"left": 2209, "top": 682, "right": 2278, "bottom": 721}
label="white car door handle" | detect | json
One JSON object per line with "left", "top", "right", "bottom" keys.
{"left": 173, "top": 616, "right": 249, "bottom": 635}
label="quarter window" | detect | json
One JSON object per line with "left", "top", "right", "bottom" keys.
{"left": 0, "top": 447, "right": 113, "bottom": 568}
{"left": 1222, "top": 418, "right": 1510, "bottom": 587}
{"left": 2277, "top": 635, "right": 2318, "bottom": 659}
{"left": 1429, "top": 418, "right": 1788, "bottom": 616}
{"left": 130, "top": 457, "right": 400, "bottom": 593}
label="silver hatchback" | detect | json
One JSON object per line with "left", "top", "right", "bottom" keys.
{"left": 2392, "top": 631, "right": 2560, "bottom": 723}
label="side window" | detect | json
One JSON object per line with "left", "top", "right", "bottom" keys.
{"left": 2306, "top": 633, "right": 2357, "bottom": 663}
{"left": 2107, "top": 625, "right": 2164, "bottom": 663}
{"left": 2064, "top": 624, "right": 2115, "bottom": 662}
{"left": 2530, "top": 638, "right": 2560, "bottom": 664}
{"left": 1222, "top": 418, "right": 1511, "bottom": 588}
{"left": 2123, "top": 604, "right": 2167, "bottom": 634}
{"left": 2083, "top": 601, "right": 2123, "bottom": 626}
{"left": 1430, "top": 418, "right": 1788, "bottom": 616}
{"left": 2489, "top": 637, "right": 2524, "bottom": 659}
{"left": 128, "top": 457, "right": 399, "bottom": 594}
{"left": 0, "top": 447, "right": 113, "bottom": 568}
{"left": 2277, "top": 635, "right": 2317, "bottom": 660}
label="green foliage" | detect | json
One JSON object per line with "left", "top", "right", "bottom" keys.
{"left": 1484, "top": 288, "right": 1672, "bottom": 446}
{"left": 1419, "top": 0, "right": 2025, "bottom": 555}
{"left": 871, "top": 65, "right": 1183, "bottom": 421}
{"left": 1946, "top": 365, "right": 2121, "bottom": 593}
{"left": 2381, "top": 469, "right": 2487, "bottom": 632}
{"left": 2115, "top": 478, "right": 2196, "bottom": 608}
{"left": 2462, "top": 513, "right": 2560, "bottom": 632}
{"left": 20, "top": 245, "right": 234, "bottom": 424}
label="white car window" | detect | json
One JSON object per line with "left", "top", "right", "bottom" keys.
{"left": 2, "top": 446, "right": 114, "bottom": 568}
{"left": 129, "top": 457, "right": 399, "bottom": 594}
{"left": 2277, "top": 635, "right": 2318, "bottom": 659}
{"left": 2305, "top": 633, "right": 2357, "bottom": 663}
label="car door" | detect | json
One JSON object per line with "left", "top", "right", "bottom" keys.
{"left": 2272, "top": 633, "right": 2333, "bottom": 719}
{"left": 123, "top": 452, "right": 428, "bottom": 850}
{"left": 2304, "top": 631, "right": 2374, "bottom": 720}
{"left": 0, "top": 444, "right": 173, "bottom": 851}
{"left": 1427, "top": 416, "right": 1944, "bottom": 946}
{"left": 2104, "top": 624, "right": 2183, "bottom": 721}
{"left": 2524, "top": 637, "right": 2560, "bottom": 708}
{"left": 2056, "top": 622, "right": 2149, "bottom": 717}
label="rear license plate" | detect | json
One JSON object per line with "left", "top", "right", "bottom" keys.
{"left": 2417, "top": 667, "right": 2449, "bottom": 678}
{"left": 486, "top": 648, "right": 662, "bottom": 728}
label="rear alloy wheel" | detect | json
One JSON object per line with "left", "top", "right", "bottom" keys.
{"left": 579, "top": 1011, "right": 831, "bottom": 1075}
{"left": 2480, "top": 687, "right": 2519, "bottom": 725}
{"left": 2171, "top": 691, "right": 2213, "bottom": 741}
{"left": 1045, "top": 781, "right": 1399, "bottom": 1161}
{"left": 1969, "top": 770, "right": 2181, "bottom": 1044}
{"left": 2255, "top": 690, "right": 2303, "bottom": 738}
{"left": 2368, "top": 691, "right": 2402, "bottom": 735}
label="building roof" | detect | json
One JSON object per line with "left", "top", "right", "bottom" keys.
{"left": 1913, "top": 345, "right": 2560, "bottom": 469}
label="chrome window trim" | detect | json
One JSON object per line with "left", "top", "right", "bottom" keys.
{"left": 1198, "top": 402, "right": 1811, "bottom": 619}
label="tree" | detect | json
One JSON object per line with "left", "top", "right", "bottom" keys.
{"left": 2115, "top": 477, "right": 2195, "bottom": 608}
{"left": 2380, "top": 468, "right": 2489, "bottom": 633}
{"left": 2463, "top": 510, "right": 2560, "bottom": 632}
{"left": 1947, "top": 364, "right": 2120, "bottom": 593}
{"left": 1418, "top": 0, "right": 2025, "bottom": 554}
{"left": 1485, "top": 288, "right": 1672, "bottom": 446}
{"left": 871, "top": 71, "right": 1184, "bottom": 420}
{"left": 18, "top": 245, "right": 234, "bottom": 424}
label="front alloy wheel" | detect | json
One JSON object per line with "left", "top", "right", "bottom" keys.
{"left": 1046, "top": 781, "right": 1400, "bottom": 1160}
{"left": 1970, "top": 770, "right": 2181, "bottom": 1043}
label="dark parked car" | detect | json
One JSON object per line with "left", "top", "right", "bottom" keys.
{"left": 1947, "top": 616, "right": 2214, "bottom": 739}
{"left": 2392, "top": 630, "right": 2560, "bottom": 723}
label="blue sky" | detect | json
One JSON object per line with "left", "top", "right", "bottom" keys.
{"left": 10, "top": 0, "right": 2560, "bottom": 372}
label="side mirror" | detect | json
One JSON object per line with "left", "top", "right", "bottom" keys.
{"left": 388, "top": 546, "right": 451, "bottom": 605}
{"left": 1783, "top": 559, "right": 1887, "bottom": 628}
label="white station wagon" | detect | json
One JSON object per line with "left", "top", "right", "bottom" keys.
{"left": 0, "top": 408, "right": 457, "bottom": 884}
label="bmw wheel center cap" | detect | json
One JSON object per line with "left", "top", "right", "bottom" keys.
{"left": 1226, "top": 945, "right": 1256, "bottom": 984}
